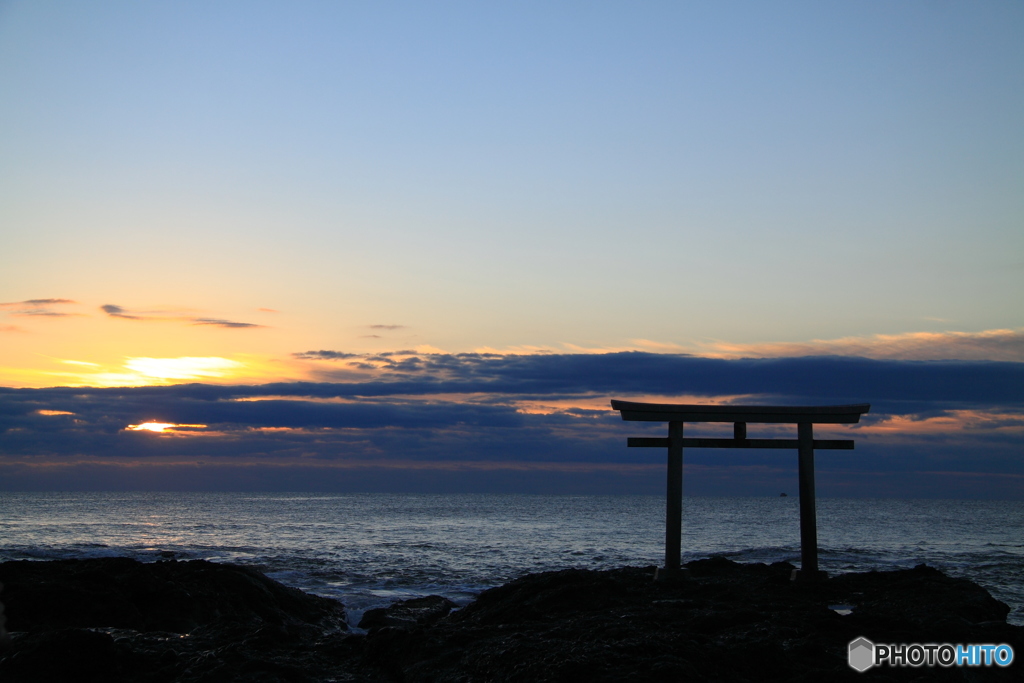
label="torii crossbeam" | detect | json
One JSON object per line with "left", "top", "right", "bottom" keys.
{"left": 611, "top": 400, "right": 871, "bottom": 580}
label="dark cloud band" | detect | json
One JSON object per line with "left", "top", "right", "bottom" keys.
{"left": 1, "top": 353, "right": 1021, "bottom": 497}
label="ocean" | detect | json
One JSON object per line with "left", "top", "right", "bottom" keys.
{"left": 1, "top": 492, "right": 1021, "bottom": 628}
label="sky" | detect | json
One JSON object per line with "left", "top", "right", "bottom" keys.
{"left": 1, "top": 1, "right": 1022, "bottom": 496}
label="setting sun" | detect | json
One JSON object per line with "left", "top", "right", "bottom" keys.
{"left": 126, "top": 422, "right": 176, "bottom": 432}
{"left": 125, "top": 422, "right": 207, "bottom": 433}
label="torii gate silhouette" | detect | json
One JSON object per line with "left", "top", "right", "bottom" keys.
{"left": 611, "top": 401, "right": 870, "bottom": 580}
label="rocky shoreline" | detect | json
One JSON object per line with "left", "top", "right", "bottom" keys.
{"left": 1, "top": 556, "right": 1020, "bottom": 681}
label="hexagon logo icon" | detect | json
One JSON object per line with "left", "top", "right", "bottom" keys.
{"left": 848, "top": 637, "right": 875, "bottom": 672}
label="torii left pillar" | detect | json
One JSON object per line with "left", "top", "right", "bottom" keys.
{"left": 664, "top": 421, "right": 683, "bottom": 573}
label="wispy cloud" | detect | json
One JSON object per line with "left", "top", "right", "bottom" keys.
{"left": 0, "top": 325, "right": 25, "bottom": 333}
{"left": 293, "top": 350, "right": 363, "bottom": 360}
{"left": 101, "top": 304, "right": 142, "bottom": 320}
{"left": 474, "top": 344, "right": 559, "bottom": 355}
{"left": 192, "top": 318, "right": 264, "bottom": 329}
{"left": 0, "top": 298, "right": 80, "bottom": 317}
{"left": 369, "top": 324, "right": 406, "bottom": 330}
{"left": 10, "top": 310, "right": 77, "bottom": 317}
{"left": 100, "top": 304, "right": 264, "bottom": 329}
{"left": 686, "top": 329, "right": 1024, "bottom": 362}
{"left": 0, "top": 298, "right": 76, "bottom": 308}
{"left": 519, "top": 329, "right": 1024, "bottom": 363}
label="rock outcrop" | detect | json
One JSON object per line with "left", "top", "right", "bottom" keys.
{"left": 1, "top": 556, "right": 1020, "bottom": 682}
{"left": 358, "top": 595, "right": 457, "bottom": 633}
{"left": 0, "top": 558, "right": 364, "bottom": 682}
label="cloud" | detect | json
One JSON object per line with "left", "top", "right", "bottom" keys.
{"left": 688, "top": 328, "right": 1024, "bottom": 362}
{"left": 1, "top": 353, "right": 1020, "bottom": 496}
{"left": 3, "top": 353, "right": 1021, "bottom": 427}
{"left": 101, "top": 304, "right": 142, "bottom": 320}
{"left": 191, "top": 318, "right": 264, "bottom": 329}
{"left": 10, "top": 310, "right": 77, "bottom": 317}
{"left": 548, "top": 328, "right": 1024, "bottom": 362}
{"left": 0, "top": 298, "right": 76, "bottom": 308}
{"left": 101, "top": 304, "right": 262, "bottom": 328}
{"left": 0, "top": 299, "right": 80, "bottom": 317}
{"left": 369, "top": 324, "right": 406, "bottom": 330}
{"left": 293, "top": 351, "right": 363, "bottom": 360}
{"left": 0, "top": 325, "right": 24, "bottom": 333}
{"left": 290, "top": 351, "right": 1023, "bottom": 413}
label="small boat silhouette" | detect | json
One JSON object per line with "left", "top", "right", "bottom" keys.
{"left": 780, "top": 493, "right": 788, "bottom": 497}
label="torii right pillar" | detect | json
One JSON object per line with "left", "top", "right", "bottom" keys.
{"left": 797, "top": 422, "right": 818, "bottom": 575}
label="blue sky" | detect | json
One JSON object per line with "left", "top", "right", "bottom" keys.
{"left": 0, "top": 2, "right": 1021, "bottom": 495}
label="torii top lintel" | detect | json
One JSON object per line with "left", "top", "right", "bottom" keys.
{"left": 610, "top": 400, "right": 871, "bottom": 424}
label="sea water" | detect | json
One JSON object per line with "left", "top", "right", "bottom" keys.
{"left": 1, "top": 493, "right": 1021, "bottom": 627}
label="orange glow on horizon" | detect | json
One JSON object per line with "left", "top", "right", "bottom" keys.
{"left": 123, "top": 356, "right": 242, "bottom": 380}
{"left": 0, "top": 352, "right": 306, "bottom": 388}
{"left": 854, "top": 410, "right": 1024, "bottom": 436}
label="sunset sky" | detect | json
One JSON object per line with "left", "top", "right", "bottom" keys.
{"left": 1, "top": 2, "right": 1022, "bottom": 496}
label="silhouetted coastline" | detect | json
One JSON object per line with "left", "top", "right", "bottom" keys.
{"left": 1, "top": 557, "right": 1020, "bottom": 681}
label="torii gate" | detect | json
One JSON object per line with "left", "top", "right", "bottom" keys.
{"left": 611, "top": 401, "right": 870, "bottom": 580}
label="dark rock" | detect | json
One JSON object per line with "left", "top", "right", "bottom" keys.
{"left": 358, "top": 595, "right": 457, "bottom": 632}
{"left": 366, "top": 558, "right": 1023, "bottom": 682}
{"left": 0, "top": 628, "right": 124, "bottom": 682}
{"left": 0, "top": 558, "right": 376, "bottom": 683}
{"left": 2, "top": 556, "right": 1021, "bottom": 682}
{"left": 0, "top": 557, "right": 347, "bottom": 634}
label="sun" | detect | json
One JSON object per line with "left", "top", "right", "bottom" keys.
{"left": 126, "top": 422, "right": 176, "bottom": 433}
{"left": 124, "top": 422, "right": 207, "bottom": 433}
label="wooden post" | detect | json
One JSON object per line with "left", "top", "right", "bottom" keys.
{"left": 797, "top": 422, "right": 818, "bottom": 576}
{"left": 665, "top": 421, "right": 684, "bottom": 573}
{"left": 733, "top": 422, "right": 746, "bottom": 440}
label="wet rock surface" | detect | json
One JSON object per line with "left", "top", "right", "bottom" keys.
{"left": 1, "top": 556, "right": 1021, "bottom": 682}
